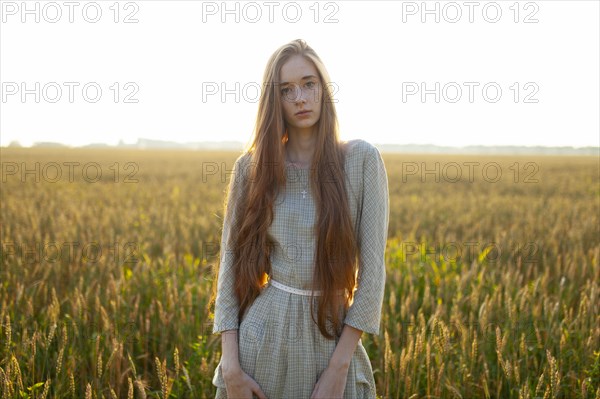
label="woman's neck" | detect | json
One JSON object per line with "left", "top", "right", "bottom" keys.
{"left": 285, "top": 133, "right": 316, "bottom": 166}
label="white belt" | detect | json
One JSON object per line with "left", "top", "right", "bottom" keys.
{"left": 265, "top": 277, "right": 346, "bottom": 297}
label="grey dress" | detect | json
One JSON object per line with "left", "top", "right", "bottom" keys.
{"left": 211, "top": 139, "right": 390, "bottom": 398}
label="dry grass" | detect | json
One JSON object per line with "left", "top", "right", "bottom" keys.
{"left": 1, "top": 148, "right": 598, "bottom": 398}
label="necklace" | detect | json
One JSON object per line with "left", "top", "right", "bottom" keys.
{"left": 286, "top": 161, "right": 310, "bottom": 199}
{"left": 285, "top": 148, "right": 311, "bottom": 199}
{"left": 300, "top": 175, "right": 309, "bottom": 199}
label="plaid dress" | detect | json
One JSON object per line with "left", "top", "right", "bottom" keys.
{"left": 211, "top": 139, "right": 389, "bottom": 398}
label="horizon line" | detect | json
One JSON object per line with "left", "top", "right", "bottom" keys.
{"left": 2, "top": 139, "right": 599, "bottom": 150}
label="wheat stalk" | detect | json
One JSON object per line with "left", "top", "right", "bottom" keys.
{"left": 56, "top": 346, "right": 65, "bottom": 376}
{"left": 135, "top": 379, "right": 147, "bottom": 399}
{"left": 127, "top": 377, "right": 133, "bottom": 399}
{"left": 10, "top": 356, "right": 23, "bottom": 394}
{"left": 69, "top": 372, "right": 75, "bottom": 398}
{"left": 40, "top": 378, "right": 50, "bottom": 399}
{"left": 3, "top": 316, "right": 11, "bottom": 354}
{"left": 181, "top": 365, "right": 194, "bottom": 395}
{"left": 155, "top": 357, "right": 168, "bottom": 399}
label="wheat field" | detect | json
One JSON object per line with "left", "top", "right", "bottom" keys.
{"left": 0, "top": 148, "right": 598, "bottom": 398}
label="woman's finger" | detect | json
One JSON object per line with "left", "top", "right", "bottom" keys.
{"left": 310, "top": 381, "right": 319, "bottom": 399}
{"left": 253, "top": 383, "right": 268, "bottom": 399}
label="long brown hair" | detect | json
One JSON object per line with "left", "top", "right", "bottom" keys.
{"left": 210, "top": 39, "right": 358, "bottom": 340}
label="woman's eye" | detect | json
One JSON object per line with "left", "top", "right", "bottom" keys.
{"left": 281, "top": 87, "right": 290, "bottom": 94}
{"left": 306, "top": 81, "right": 315, "bottom": 88}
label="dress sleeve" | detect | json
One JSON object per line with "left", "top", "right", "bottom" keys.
{"left": 343, "top": 144, "right": 390, "bottom": 336}
{"left": 212, "top": 155, "right": 247, "bottom": 334}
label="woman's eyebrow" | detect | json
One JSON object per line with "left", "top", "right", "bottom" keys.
{"left": 280, "top": 75, "right": 318, "bottom": 85}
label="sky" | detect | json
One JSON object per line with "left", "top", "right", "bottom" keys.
{"left": 1, "top": 0, "right": 599, "bottom": 148}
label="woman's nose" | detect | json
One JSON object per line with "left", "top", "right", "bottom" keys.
{"left": 289, "top": 86, "right": 309, "bottom": 103}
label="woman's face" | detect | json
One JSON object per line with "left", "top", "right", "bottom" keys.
{"left": 279, "top": 55, "right": 323, "bottom": 133}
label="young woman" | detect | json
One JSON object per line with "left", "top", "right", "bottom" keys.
{"left": 209, "top": 38, "right": 389, "bottom": 399}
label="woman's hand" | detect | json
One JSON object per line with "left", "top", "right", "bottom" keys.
{"left": 310, "top": 362, "right": 349, "bottom": 399}
{"left": 223, "top": 366, "right": 268, "bottom": 399}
